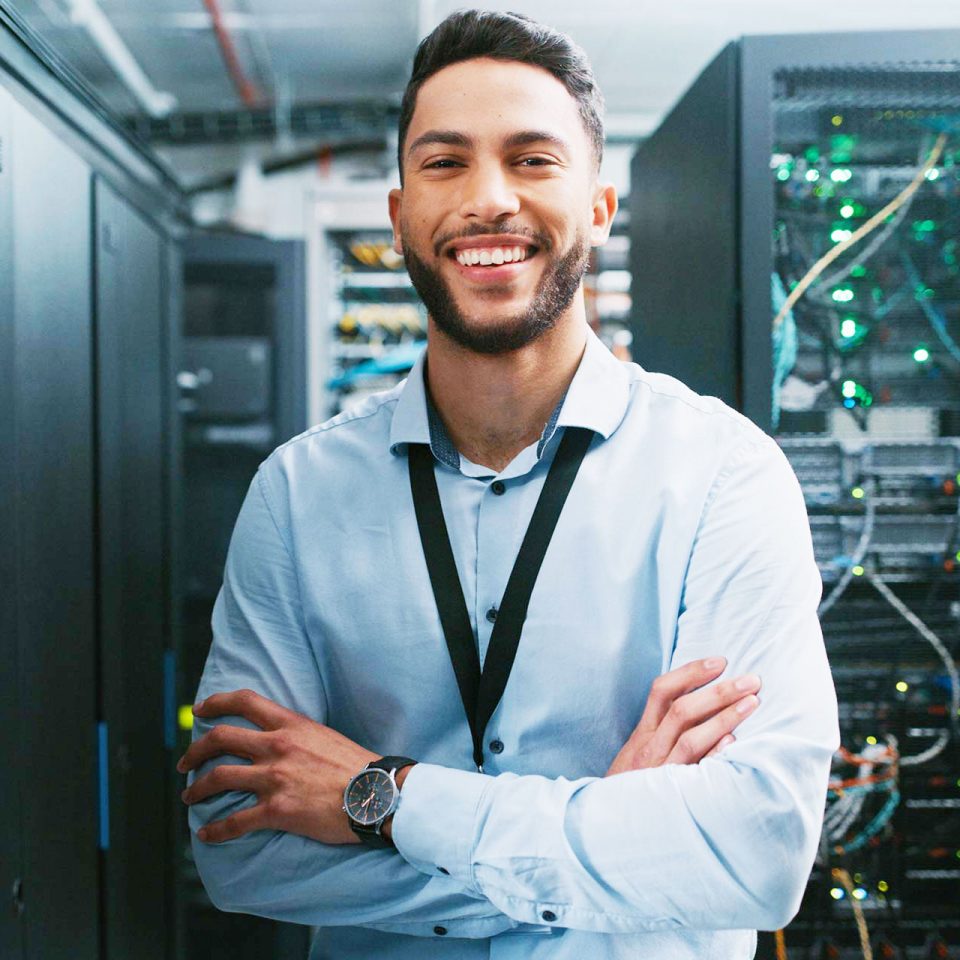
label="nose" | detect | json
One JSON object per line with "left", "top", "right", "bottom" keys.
{"left": 457, "top": 163, "right": 521, "bottom": 221}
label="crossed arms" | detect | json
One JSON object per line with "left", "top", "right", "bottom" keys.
{"left": 180, "top": 436, "right": 839, "bottom": 936}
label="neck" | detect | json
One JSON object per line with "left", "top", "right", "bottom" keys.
{"left": 426, "top": 315, "right": 588, "bottom": 473}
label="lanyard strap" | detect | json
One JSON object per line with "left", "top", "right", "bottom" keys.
{"left": 408, "top": 426, "right": 593, "bottom": 770}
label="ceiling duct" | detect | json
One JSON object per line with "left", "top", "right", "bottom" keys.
{"left": 62, "top": 0, "right": 177, "bottom": 117}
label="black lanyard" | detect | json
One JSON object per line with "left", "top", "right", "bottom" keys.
{"left": 408, "top": 426, "right": 593, "bottom": 771}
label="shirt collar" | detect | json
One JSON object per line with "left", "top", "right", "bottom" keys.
{"left": 388, "top": 326, "right": 630, "bottom": 463}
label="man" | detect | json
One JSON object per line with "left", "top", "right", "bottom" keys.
{"left": 179, "top": 10, "right": 839, "bottom": 959}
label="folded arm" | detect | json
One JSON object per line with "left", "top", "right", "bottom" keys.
{"left": 391, "top": 436, "right": 840, "bottom": 933}
{"left": 186, "top": 472, "right": 520, "bottom": 937}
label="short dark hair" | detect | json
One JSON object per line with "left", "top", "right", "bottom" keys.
{"left": 397, "top": 10, "right": 605, "bottom": 181}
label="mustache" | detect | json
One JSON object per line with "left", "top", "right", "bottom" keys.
{"left": 431, "top": 223, "right": 550, "bottom": 257}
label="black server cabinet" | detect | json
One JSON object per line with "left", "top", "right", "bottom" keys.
{"left": 176, "top": 233, "right": 309, "bottom": 960}
{"left": 2, "top": 88, "right": 100, "bottom": 960}
{"left": 0, "top": 81, "right": 22, "bottom": 960}
{"left": 1, "top": 21, "right": 182, "bottom": 958}
{"left": 95, "top": 177, "right": 171, "bottom": 960}
{"left": 630, "top": 30, "right": 960, "bottom": 432}
{"left": 629, "top": 29, "right": 960, "bottom": 958}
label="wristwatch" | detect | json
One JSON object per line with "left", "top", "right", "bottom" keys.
{"left": 343, "top": 756, "right": 417, "bottom": 848}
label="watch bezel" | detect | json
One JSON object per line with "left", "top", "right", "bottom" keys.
{"left": 343, "top": 767, "right": 400, "bottom": 828}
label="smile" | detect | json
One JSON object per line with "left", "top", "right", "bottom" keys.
{"left": 454, "top": 245, "right": 531, "bottom": 267}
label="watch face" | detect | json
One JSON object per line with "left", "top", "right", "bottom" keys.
{"left": 344, "top": 768, "right": 397, "bottom": 826}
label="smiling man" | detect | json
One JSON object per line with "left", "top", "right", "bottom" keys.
{"left": 180, "top": 11, "right": 838, "bottom": 959}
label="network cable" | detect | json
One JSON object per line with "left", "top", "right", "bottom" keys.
{"left": 773, "top": 133, "right": 948, "bottom": 332}
{"left": 866, "top": 573, "right": 960, "bottom": 761}
{"left": 901, "top": 251, "right": 960, "bottom": 367}
{"left": 819, "top": 479, "right": 876, "bottom": 618}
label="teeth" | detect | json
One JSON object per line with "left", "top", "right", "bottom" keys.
{"left": 455, "top": 246, "right": 530, "bottom": 267}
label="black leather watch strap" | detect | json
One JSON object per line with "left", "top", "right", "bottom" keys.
{"left": 369, "top": 756, "right": 417, "bottom": 775}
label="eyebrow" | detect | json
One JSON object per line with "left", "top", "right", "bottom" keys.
{"left": 406, "top": 129, "right": 572, "bottom": 158}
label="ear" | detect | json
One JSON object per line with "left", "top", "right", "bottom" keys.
{"left": 588, "top": 182, "right": 618, "bottom": 247}
{"left": 388, "top": 188, "right": 404, "bottom": 254}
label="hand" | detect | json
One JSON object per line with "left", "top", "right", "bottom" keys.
{"left": 178, "top": 689, "right": 378, "bottom": 845}
{"left": 605, "top": 658, "right": 760, "bottom": 776}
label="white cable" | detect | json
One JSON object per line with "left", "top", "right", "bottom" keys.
{"left": 866, "top": 574, "right": 960, "bottom": 764}
{"left": 819, "top": 480, "right": 876, "bottom": 618}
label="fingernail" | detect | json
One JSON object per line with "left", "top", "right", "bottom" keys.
{"left": 180, "top": 790, "right": 189, "bottom": 803}
{"left": 721, "top": 735, "right": 735, "bottom": 748}
{"left": 735, "top": 674, "right": 760, "bottom": 691}
{"left": 197, "top": 828, "right": 208, "bottom": 841}
{"left": 703, "top": 657, "right": 725, "bottom": 670}
{"left": 192, "top": 699, "right": 205, "bottom": 714}
{"left": 736, "top": 694, "right": 759, "bottom": 714}
{"left": 176, "top": 760, "right": 185, "bottom": 773}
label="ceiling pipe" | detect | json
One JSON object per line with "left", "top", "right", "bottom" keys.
{"left": 201, "top": 0, "right": 262, "bottom": 108}
{"left": 63, "top": 0, "right": 177, "bottom": 117}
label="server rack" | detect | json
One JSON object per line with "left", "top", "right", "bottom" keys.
{"left": 0, "top": 6, "right": 185, "bottom": 959}
{"left": 630, "top": 30, "right": 960, "bottom": 959}
{"left": 176, "top": 231, "right": 309, "bottom": 960}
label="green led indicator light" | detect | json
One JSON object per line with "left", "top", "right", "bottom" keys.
{"left": 829, "top": 887, "right": 844, "bottom": 900}
{"left": 877, "top": 880, "right": 889, "bottom": 893}
{"left": 833, "top": 288, "right": 855, "bottom": 303}
{"left": 852, "top": 565, "right": 865, "bottom": 577}
{"left": 831, "top": 168, "right": 853, "bottom": 183}
{"left": 806, "top": 169, "right": 820, "bottom": 182}
{"left": 831, "top": 228, "right": 853, "bottom": 243}
{"left": 776, "top": 166, "right": 791, "bottom": 181}
{"left": 926, "top": 168, "right": 940, "bottom": 181}
{"left": 896, "top": 680, "right": 909, "bottom": 693}
{"left": 842, "top": 380, "right": 857, "bottom": 398}
{"left": 914, "top": 346, "right": 930, "bottom": 363}
{"left": 865, "top": 735, "right": 877, "bottom": 745}
{"left": 840, "top": 203, "right": 855, "bottom": 218}
{"left": 841, "top": 319, "right": 857, "bottom": 338}
{"left": 851, "top": 486, "right": 865, "bottom": 499}
{"left": 850, "top": 265, "right": 867, "bottom": 278}
{"left": 831, "top": 115, "right": 844, "bottom": 127}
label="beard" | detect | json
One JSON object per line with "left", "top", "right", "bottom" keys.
{"left": 401, "top": 225, "right": 590, "bottom": 355}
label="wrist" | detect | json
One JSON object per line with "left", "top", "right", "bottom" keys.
{"left": 382, "top": 762, "right": 416, "bottom": 842}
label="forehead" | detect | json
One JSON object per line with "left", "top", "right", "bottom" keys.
{"left": 408, "top": 57, "right": 589, "bottom": 154}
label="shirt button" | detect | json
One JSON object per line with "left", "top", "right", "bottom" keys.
{"left": 438, "top": 866, "right": 449, "bottom": 875}
{"left": 434, "top": 926, "right": 448, "bottom": 936}
{"left": 541, "top": 910, "right": 557, "bottom": 922}
{"left": 489, "top": 739, "right": 504, "bottom": 754}
{"left": 485, "top": 606, "right": 498, "bottom": 623}
{"left": 491, "top": 480, "right": 506, "bottom": 495}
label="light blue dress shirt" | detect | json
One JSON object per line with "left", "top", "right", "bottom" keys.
{"left": 190, "top": 327, "right": 839, "bottom": 959}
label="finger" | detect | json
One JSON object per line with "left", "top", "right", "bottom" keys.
{"left": 196, "top": 804, "right": 269, "bottom": 844}
{"left": 643, "top": 673, "right": 760, "bottom": 761}
{"left": 182, "top": 761, "right": 270, "bottom": 805}
{"left": 635, "top": 658, "right": 727, "bottom": 733}
{"left": 705, "top": 734, "right": 735, "bottom": 758}
{"left": 177, "top": 723, "right": 271, "bottom": 773}
{"left": 666, "top": 695, "right": 759, "bottom": 765}
{"left": 193, "top": 688, "right": 296, "bottom": 731}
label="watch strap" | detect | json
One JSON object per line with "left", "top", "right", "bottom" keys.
{"left": 367, "top": 756, "right": 417, "bottom": 776}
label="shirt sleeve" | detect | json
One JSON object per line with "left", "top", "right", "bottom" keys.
{"left": 188, "top": 468, "right": 519, "bottom": 938}
{"left": 391, "top": 435, "right": 840, "bottom": 934}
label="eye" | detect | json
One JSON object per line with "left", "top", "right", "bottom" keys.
{"left": 424, "top": 158, "right": 462, "bottom": 170}
{"left": 517, "top": 156, "right": 556, "bottom": 167}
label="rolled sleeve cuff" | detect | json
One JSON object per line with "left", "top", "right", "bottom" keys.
{"left": 391, "top": 762, "right": 490, "bottom": 893}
